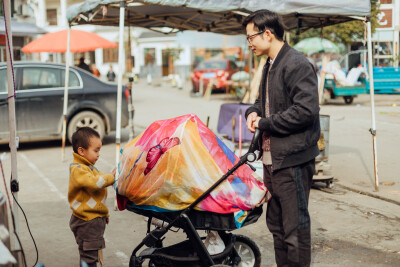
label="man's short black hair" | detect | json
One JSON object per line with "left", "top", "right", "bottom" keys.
{"left": 242, "top": 9, "right": 286, "bottom": 41}
{"left": 72, "top": 127, "right": 100, "bottom": 153}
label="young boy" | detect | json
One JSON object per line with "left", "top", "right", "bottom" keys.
{"left": 68, "top": 127, "right": 115, "bottom": 267}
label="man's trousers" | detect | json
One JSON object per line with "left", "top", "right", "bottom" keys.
{"left": 263, "top": 159, "right": 315, "bottom": 267}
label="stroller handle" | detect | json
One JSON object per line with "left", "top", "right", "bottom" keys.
{"left": 246, "top": 128, "right": 261, "bottom": 162}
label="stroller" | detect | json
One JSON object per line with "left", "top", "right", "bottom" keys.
{"left": 124, "top": 129, "right": 264, "bottom": 267}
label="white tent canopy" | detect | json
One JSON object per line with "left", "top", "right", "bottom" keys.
{"left": 65, "top": 0, "right": 378, "bottom": 190}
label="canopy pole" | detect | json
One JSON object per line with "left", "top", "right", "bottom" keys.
{"left": 61, "top": 26, "right": 71, "bottom": 162}
{"left": 113, "top": 0, "right": 126, "bottom": 211}
{"left": 4, "top": 0, "right": 21, "bottom": 261}
{"left": 366, "top": 20, "right": 379, "bottom": 191}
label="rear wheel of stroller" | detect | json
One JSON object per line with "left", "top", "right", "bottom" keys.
{"left": 230, "top": 235, "right": 261, "bottom": 267}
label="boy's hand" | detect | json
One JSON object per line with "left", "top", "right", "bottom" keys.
{"left": 106, "top": 217, "right": 109, "bottom": 224}
{"left": 112, "top": 167, "right": 116, "bottom": 177}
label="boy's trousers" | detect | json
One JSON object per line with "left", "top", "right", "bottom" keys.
{"left": 263, "top": 159, "right": 315, "bottom": 267}
{"left": 70, "top": 215, "right": 106, "bottom": 267}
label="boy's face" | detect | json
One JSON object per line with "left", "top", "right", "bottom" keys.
{"left": 78, "top": 136, "right": 102, "bottom": 165}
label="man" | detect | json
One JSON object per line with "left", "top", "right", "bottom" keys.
{"left": 243, "top": 10, "right": 320, "bottom": 266}
{"left": 77, "top": 57, "right": 91, "bottom": 73}
{"left": 107, "top": 65, "right": 116, "bottom": 82}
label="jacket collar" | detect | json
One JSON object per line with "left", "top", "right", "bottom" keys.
{"left": 73, "top": 152, "right": 93, "bottom": 166}
{"left": 267, "top": 41, "right": 290, "bottom": 71}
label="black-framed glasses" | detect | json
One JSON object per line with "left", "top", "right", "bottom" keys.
{"left": 246, "top": 31, "right": 264, "bottom": 43}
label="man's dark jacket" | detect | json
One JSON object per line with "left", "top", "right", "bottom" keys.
{"left": 245, "top": 42, "right": 320, "bottom": 171}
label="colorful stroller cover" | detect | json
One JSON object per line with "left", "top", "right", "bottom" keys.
{"left": 115, "top": 114, "right": 269, "bottom": 227}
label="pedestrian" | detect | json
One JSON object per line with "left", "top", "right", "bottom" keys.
{"left": 77, "top": 57, "right": 91, "bottom": 73}
{"left": 106, "top": 65, "right": 116, "bottom": 82}
{"left": 68, "top": 127, "right": 116, "bottom": 267}
{"left": 91, "top": 64, "right": 101, "bottom": 78}
{"left": 243, "top": 10, "right": 320, "bottom": 267}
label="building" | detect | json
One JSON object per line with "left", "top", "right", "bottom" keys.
{"left": 0, "top": 0, "right": 46, "bottom": 62}
{"left": 372, "top": 0, "right": 400, "bottom": 67}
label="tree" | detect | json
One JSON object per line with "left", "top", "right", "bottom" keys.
{"left": 289, "top": 0, "right": 379, "bottom": 47}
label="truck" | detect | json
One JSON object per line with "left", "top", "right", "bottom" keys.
{"left": 323, "top": 66, "right": 400, "bottom": 104}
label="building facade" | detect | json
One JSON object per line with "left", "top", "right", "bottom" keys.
{"left": 373, "top": 0, "right": 400, "bottom": 66}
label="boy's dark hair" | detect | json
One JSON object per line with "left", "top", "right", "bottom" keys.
{"left": 71, "top": 127, "right": 100, "bottom": 153}
{"left": 242, "top": 9, "right": 286, "bottom": 41}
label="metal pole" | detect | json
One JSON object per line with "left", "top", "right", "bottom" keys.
{"left": 367, "top": 20, "right": 379, "bottom": 191}
{"left": 115, "top": 1, "right": 126, "bottom": 164}
{"left": 61, "top": 27, "right": 71, "bottom": 161}
{"left": 239, "top": 109, "right": 242, "bottom": 157}
{"left": 113, "top": 0, "right": 126, "bottom": 211}
{"left": 4, "top": 0, "right": 21, "bottom": 261}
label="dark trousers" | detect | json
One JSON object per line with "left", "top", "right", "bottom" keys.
{"left": 263, "top": 160, "right": 314, "bottom": 267}
{"left": 70, "top": 215, "right": 106, "bottom": 267}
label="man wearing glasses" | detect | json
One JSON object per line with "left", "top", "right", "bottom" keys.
{"left": 244, "top": 9, "right": 320, "bottom": 267}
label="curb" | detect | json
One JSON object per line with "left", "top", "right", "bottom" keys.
{"left": 336, "top": 183, "right": 400, "bottom": 206}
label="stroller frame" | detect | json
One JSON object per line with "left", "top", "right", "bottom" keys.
{"left": 129, "top": 129, "right": 262, "bottom": 267}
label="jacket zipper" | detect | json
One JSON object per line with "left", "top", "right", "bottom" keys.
{"left": 265, "top": 61, "right": 273, "bottom": 172}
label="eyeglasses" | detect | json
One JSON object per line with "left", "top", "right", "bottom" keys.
{"left": 246, "top": 31, "right": 264, "bottom": 43}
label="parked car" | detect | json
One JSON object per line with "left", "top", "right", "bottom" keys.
{"left": 191, "top": 59, "right": 239, "bottom": 94}
{"left": 0, "top": 61, "right": 129, "bottom": 144}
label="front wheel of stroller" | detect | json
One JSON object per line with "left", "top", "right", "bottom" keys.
{"left": 230, "top": 235, "right": 261, "bottom": 267}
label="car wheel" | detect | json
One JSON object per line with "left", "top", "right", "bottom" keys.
{"left": 343, "top": 96, "right": 354, "bottom": 104}
{"left": 67, "top": 111, "right": 105, "bottom": 143}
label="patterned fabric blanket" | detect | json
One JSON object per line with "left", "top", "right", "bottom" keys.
{"left": 115, "top": 114, "right": 268, "bottom": 227}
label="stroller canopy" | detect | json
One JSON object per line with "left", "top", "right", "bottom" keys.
{"left": 116, "top": 114, "right": 267, "bottom": 215}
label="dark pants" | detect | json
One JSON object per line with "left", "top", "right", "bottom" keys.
{"left": 263, "top": 160, "right": 314, "bottom": 267}
{"left": 70, "top": 215, "right": 106, "bottom": 267}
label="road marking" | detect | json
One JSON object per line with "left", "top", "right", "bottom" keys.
{"left": 20, "top": 153, "right": 67, "bottom": 203}
{"left": 21, "top": 153, "right": 130, "bottom": 264}
{"left": 104, "top": 236, "right": 129, "bottom": 265}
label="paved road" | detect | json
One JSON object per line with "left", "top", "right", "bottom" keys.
{"left": 1, "top": 80, "right": 400, "bottom": 266}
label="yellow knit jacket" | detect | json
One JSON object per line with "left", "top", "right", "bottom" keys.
{"left": 68, "top": 153, "right": 115, "bottom": 221}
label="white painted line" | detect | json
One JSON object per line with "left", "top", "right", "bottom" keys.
{"left": 20, "top": 153, "right": 67, "bottom": 203}
{"left": 104, "top": 236, "right": 129, "bottom": 265}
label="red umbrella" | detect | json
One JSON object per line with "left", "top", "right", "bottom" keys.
{"left": 21, "top": 29, "right": 117, "bottom": 53}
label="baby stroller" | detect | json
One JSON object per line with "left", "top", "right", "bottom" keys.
{"left": 124, "top": 129, "right": 264, "bottom": 267}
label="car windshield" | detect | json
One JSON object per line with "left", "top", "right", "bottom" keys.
{"left": 196, "top": 61, "right": 227, "bottom": 70}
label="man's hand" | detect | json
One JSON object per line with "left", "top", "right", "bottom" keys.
{"left": 106, "top": 217, "right": 109, "bottom": 224}
{"left": 112, "top": 167, "right": 116, "bottom": 177}
{"left": 246, "top": 112, "right": 261, "bottom": 133}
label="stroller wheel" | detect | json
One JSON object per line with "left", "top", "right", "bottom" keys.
{"left": 231, "top": 235, "right": 261, "bottom": 267}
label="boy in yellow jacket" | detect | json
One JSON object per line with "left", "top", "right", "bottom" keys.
{"left": 68, "top": 127, "right": 115, "bottom": 267}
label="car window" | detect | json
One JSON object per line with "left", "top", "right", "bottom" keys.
{"left": 0, "top": 68, "right": 19, "bottom": 93}
{"left": 230, "top": 61, "right": 238, "bottom": 70}
{"left": 196, "top": 61, "right": 227, "bottom": 70}
{"left": 61, "top": 70, "right": 80, "bottom": 87}
{"left": 22, "top": 67, "right": 61, "bottom": 90}
{"left": 0, "top": 69, "right": 7, "bottom": 93}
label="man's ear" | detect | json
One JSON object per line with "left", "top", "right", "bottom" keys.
{"left": 264, "top": 29, "right": 273, "bottom": 40}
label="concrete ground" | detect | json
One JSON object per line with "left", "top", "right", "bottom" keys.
{"left": 1, "top": 79, "right": 400, "bottom": 266}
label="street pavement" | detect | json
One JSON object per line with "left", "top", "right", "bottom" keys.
{"left": 0, "top": 79, "right": 400, "bottom": 266}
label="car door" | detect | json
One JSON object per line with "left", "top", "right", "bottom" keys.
{"left": 18, "top": 65, "right": 82, "bottom": 140}
{"left": 0, "top": 67, "right": 32, "bottom": 143}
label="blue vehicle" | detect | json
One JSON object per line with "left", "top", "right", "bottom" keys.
{"left": 324, "top": 67, "right": 400, "bottom": 104}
